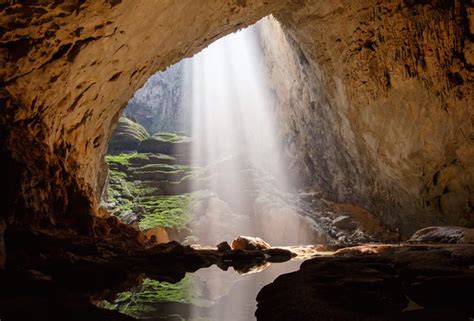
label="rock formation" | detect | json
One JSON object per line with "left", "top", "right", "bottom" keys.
{"left": 124, "top": 60, "right": 190, "bottom": 135}
{"left": 0, "top": 1, "right": 287, "bottom": 269}
{"left": 0, "top": 0, "right": 473, "bottom": 269}
{"left": 260, "top": 3, "right": 474, "bottom": 233}
{"left": 107, "top": 116, "right": 149, "bottom": 154}
{"left": 256, "top": 243, "right": 474, "bottom": 321}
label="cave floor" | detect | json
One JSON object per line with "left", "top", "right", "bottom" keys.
{"left": 1, "top": 240, "right": 473, "bottom": 321}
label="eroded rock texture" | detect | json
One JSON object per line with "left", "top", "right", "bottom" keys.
{"left": 0, "top": 0, "right": 473, "bottom": 267}
{"left": 0, "top": 0, "right": 286, "bottom": 265}
{"left": 125, "top": 61, "right": 189, "bottom": 135}
{"left": 269, "top": 0, "right": 474, "bottom": 233}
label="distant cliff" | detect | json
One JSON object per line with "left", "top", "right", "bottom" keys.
{"left": 124, "top": 61, "right": 190, "bottom": 135}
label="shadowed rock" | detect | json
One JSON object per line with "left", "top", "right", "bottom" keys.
{"left": 409, "top": 226, "right": 474, "bottom": 244}
{"left": 256, "top": 244, "right": 474, "bottom": 321}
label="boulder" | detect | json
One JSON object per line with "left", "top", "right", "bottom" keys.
{"left": 143, "top": 227, "right": 170, "bottom": 244}
{"left": 231, "top": 236, "right": 271, "bottom": 251}
{"left": 332, "top": 215, "right": 356, "bottom": 230}
{"left": 409, "top": 226, "right": 474, "bottom": 244}
{"left": 216, "top": 241, "right": 232, "bottom": 252}
{"left": 107, "top": 116, "right": 149, "bottom": 153}
{"left": 256, "top": 245, "right": 474, "bottom": 321}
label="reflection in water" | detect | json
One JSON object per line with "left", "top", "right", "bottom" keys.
{"left": 190, "top": 260, "right": 302, "bottom": 321}
{"left": 100, "top": 259, "right": 302, "bottom": 320}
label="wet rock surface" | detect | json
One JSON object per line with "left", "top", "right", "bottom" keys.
{"left": 256, "top": 244, "right": 474, "bottom": 321}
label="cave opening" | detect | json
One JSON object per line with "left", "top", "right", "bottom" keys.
{"left": 102, "top": 19, "right": 317, "bottom": 320}
{"left": 1, "top": 1, "right": 473, "bottom": 321}
{"left": 105, "top": 16, "right": 320, "bottom": 249}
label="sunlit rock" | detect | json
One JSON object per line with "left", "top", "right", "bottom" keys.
{"left": 143, "top": 227, "right": 170, "bottom": 244}
{"left": 137, "top": 133, "right": 191, "bottom": 160}
{"left": 231, "top": 236, "right": 271, "bottom": 251}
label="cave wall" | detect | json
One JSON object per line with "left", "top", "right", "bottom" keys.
{"left": 0, "top": 0, "right": 473, "bottom": 255}
{"left": 262, "top": 0, "right": 473, "bottom": 233}
{"left": 276, "top": 1, "right": 474, "bottom": 232}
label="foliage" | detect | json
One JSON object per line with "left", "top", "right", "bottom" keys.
{"left": 139, "top": 194, "right": 191, "bottom": 229}
{"left": 99, "top": 277, "right": 193, "bottom": 318}
{"left": 106, "top": 150, "right": 195, "bottom": 229}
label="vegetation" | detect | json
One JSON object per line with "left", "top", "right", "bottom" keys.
{"left": 106, "top": 152, "right": 175, "bottom": 166}
{"left": 99, "top": 277, "right": 193, "bottom": 318}
{"left": 139, "top": 194, "right": 192, "bottom": 229}
{"left": 106, "top": 150, "right": 195, "bottom": 229}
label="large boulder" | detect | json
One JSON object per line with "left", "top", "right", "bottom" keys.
{"left": 231, "top": 236, "right": 271, "bottom": 251}
{"left": 108, "top": 116, "right": 149, "bottom": 154}
{"left": 409, "top": 226, "right": 474, "bottom": 244}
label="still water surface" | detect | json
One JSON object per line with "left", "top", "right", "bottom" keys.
{"left": 100, "top": 259, "right": 303, "bottom": 320}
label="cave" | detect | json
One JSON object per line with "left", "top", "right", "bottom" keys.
{"left": 0, "top": 1, "right": 473, "bottom": 321}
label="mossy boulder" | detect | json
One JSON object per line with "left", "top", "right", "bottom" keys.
{"left": 108, "top": 116, "right": 149, "bottom": 154}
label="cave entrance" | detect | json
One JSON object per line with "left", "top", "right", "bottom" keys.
{"left": 102, "top": 18, "right": 315, "bottom": 320}
{"left": 105, "top": 16, "right": 317, "bottom": 249}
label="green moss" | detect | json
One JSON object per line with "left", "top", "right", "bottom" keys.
{"left": 99, "top": 277, "right": 192, "bottom": 318}
{"left": 105, "top": 136, "right": 199, "bottom": 229}
{"left": 106, "top": 153, "right": 133, "bottom": 166}
{"left": 107, "top": 165, "right": 193, "bottom": 228}
{"left": 139, "top": 194, "right": 191, "bottom": 229}
{"left": 106, "top": 152, "right": 175, "bottom": 167}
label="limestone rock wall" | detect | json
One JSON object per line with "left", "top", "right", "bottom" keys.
{"left": 0, "top": 0, "right": 473, "bottom": 247}
{"left": 269, "top": 0, "right": 473, "bottom": 233}
{"left": 124, "top": 61, "right": 190, "bottom": 135}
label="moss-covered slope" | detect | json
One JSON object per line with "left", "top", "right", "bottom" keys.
{"left": 106, "top": 127, "right": 197, "bottom": 235}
